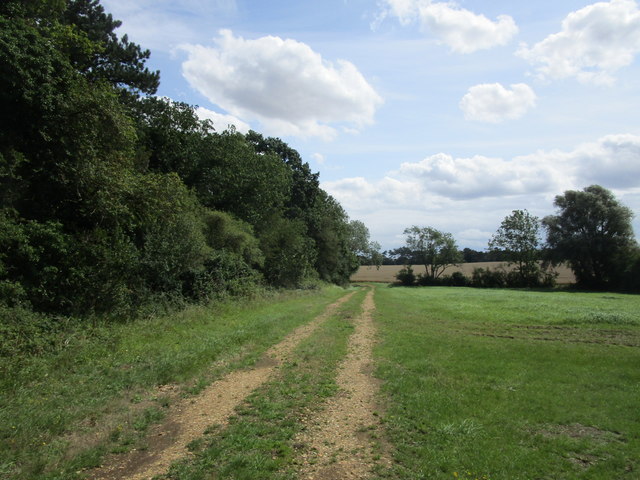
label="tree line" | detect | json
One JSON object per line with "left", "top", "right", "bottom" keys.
{"left": 393, "top": 185, "right": 639, "bottom": 291}
{"left": 0, "top": 0, "right": 373, "bottom": 320}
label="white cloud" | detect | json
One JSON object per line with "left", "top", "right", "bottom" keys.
{"left": 519, "top": 133, "right": 640, "bottom": 188}
{"left": 398, "top": 152, "right": 558, "bottom": 199}
{"left": 324, "top": 134, "right": 640, "bottom": 248}
{"left": 377, "top": 0, "right": 518, "bottom": 53}
{"left": 459, "top": 83, "right": 537, "bottom": 123}
{"left": 195, "top": 106, "right": 250, "bottom": 134}
{"left": 325, "top": 134, "right": 640, "bottom": 206}
{"left": 517, "top": 0, "right": 640, "bottom": 85}
{"left": 180, "top": 30, "right": 383, "bottom": 139}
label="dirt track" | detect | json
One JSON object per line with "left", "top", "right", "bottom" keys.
{"left": 88, "top": 291, "right": 357, "bottom": 480}
{"left": 295, "top": 287, "right": 390, "bottom": 479}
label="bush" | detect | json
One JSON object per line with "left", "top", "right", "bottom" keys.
{"left": 471, "top": 268, "right": 507, "bottom": 288}
{"left": 182, "top": 250, "right": 263, "bottom": 301}
{"left": 619, "top": 250, "right": 640, "bottom": 292}
{"left": 448, "top": 271, "right": 470, "bottom": 287}
{"left": 395, "top": 265, "right": 416, "bottom": 286}
{"left": 471, "top": 266, "right": 557, "bottom": 289}
{"left": 0, "top": 305, "right": 79, "bottom": 357}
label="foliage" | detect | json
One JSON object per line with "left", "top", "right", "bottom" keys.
{"left": 395, "top": 265, "right": 416, "bottom": 286}
{"left": 259, "top": 216, "right": 317, "bottom": 288}
{"left": 291, "top": 191, "right": 354, "bottom": 286}
{"left": 348, "top": 220, "right": 383, "bottom": 268}
{"left": 543, "top": 185, "right": 637, "bottom": 289}
{"left": 489, "top": 209, "right": 543, "bottom": 286}
{"left": 0, "top": 0, "right": 369, "bottom": 318}
{"left": 61, "top": 0, "right": 160, "bottom": 96}
{"left": 402, "top": 226, "right": 463, "bottom": 280}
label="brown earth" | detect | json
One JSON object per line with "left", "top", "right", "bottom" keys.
{"left": 86, "top": 291, "right": 356, "bottom": 480}
{"left": 351, "top": 262, "right": 575, "bottom": 284}
{"left": 294, "top": 287, "right": 391, "bottom": 479}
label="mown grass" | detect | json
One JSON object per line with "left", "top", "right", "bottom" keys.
{"left": 372, "top": 286, "right": 640, "bottom": 480}
{"left": 0, "top": 285, "right": 351, "bottom": 480}
{"left": 160, "top": 286, "right": 369, "bottom": 479}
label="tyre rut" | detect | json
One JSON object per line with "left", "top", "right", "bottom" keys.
{"left": 87, "top": 291, "right": 356, "bottom": 480}
{"left": 295, "top": 287, "right": 391, "bottom": 479}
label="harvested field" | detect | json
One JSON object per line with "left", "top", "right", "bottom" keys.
{"left": 351, "top": 261, "right": 575, "bottom": 284}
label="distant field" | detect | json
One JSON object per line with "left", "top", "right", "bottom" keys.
{"left": 352, "top": 262, "right": 576, "bottom": 284}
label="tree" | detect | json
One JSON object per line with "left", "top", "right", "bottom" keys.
{"left": 489, "top": 209, "right": 542, "bottom": 286}
{"left": 347, "top": 220, "right": 383, "bottom": 269}
{"left": 62, "top": 0, "right": 160, "bottom": 96}
{"left": 543, "top": 185, "right": 637, "bottom": 289}
{"left": 403, "top": 226, "right": 462, "bottom": 280}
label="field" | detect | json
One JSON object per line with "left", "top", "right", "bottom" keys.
{"left": 351, "top": 262, "right": 576, "bottom": 284}
{"left": 373, "top": 286, "right": 640, "bottom": 479}
{"left": 2, "top": 284, "right": 639, "bottom": 479}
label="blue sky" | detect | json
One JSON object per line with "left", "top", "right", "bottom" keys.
{"left": 102, "top": 0, "right": 640, "bottom": 250}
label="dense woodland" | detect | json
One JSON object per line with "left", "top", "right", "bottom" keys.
{"left": 0, "top": 0, "right": 378, "bottom": 321}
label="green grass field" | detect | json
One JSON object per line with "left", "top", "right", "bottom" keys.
{"left": 2, "top": 284, "right": 639, "bottom": 479}
{"left": 372, "top": 286, "right": 640, "bottom": 479}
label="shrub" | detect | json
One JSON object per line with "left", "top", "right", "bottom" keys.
{"left": 395, "top": 265, "right": 416, "bottom": 286}
{"left": 448, "top": 271, "right": 470, "bottom": 287}
{"left": 471, "top": 268, "right": 507, "bottom": 288}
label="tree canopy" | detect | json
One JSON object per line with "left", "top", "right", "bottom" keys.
{"left": 489, "top": 209, "right": 543, "bottom": 286}
{"left": 0, "top": 0, "right": 369, "bottom": 316}
{"left": 543, "top": 185, "right": 637, "bottom": 289}
{"left": 402, "top": 226, "right": 462, "bottom": 280}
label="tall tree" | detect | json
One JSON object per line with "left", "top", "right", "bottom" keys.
{"left": 348, "top": 220, "right": 382, "bottom": 268}
{"left": 62, "top": 0, "right": 160, "bottom": 95}
{"left": 543, "top": 185, "right": 636, "bottom": 289}
{"left": 403, "top": 226, "right": 462, "bottom": 280}
{"left": 489, "top": 209, "right": 542, "bottom": 286}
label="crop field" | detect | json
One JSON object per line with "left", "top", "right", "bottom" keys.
{"left": 352, "top": 262, "right": 576, "bottom": 284}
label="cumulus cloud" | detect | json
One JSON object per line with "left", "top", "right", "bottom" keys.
{"left": 324, "top": 134, "right": 640, "bottom": 248}
{"left": 459, "top": 83, "right": 537, "bottom": 123}
{"left": 517, "top": 0, "right": 640, "bottom": 85}
{"left": 325, "top": 134, "right": 640, "bottom": 206}
{"left": 398, "top": 152, "right": 558, "bottom": 199}
{"left": 195, "top": 106, "right": 250, "bottom": 134}
{"left": 180, "top": 30, "right": 383, "bottom": 139}
{"left": 376, "top": 0, "right": 518, "bottom": 53}
{"left": 519, "top": 133, "right": 640, "bottom": 188}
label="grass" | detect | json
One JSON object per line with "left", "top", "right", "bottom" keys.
{"left": 0, "top": 285, "right": 351, "bottom": 480}
{"left": 372, "top": 286, "right": 640, "bottom": 480}
{"left": 160, "top": 286, "right": 369, "bottom": 479}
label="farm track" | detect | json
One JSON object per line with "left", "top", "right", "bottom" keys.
{"left": 295, "top": 287, "right": 391, "bottom": 479}
{"left": 87, "top": 290, "right": 356, "bottom": 480}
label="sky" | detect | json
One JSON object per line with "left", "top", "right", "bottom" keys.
{"left": 102, "top": 0, "right": 640, "bottom": 251}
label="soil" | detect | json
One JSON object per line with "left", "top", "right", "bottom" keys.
{"left": 86, "top": 290, "right": 356, "bottom": 480}
{"left": 294, "top": 287, "right": 391, "bottom": 479}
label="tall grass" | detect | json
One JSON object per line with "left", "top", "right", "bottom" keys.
{"left": 373, "top": 286, "right": 640, "bottom": 479}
